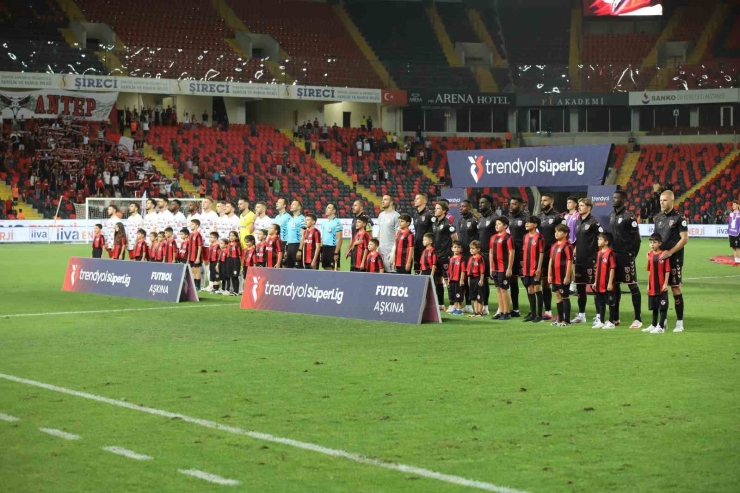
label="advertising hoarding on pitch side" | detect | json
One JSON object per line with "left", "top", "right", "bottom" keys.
{"left": 241, "top": 268, "right": 441, "bottom": 324}
{"left": 62, "top": 257, "right": 199, "bottom": 303}
{"left": 447, "top": 144, "right": 612, "bottom": 188}
{"left": 587, "top": 185, "right": 618, "bottom": 233}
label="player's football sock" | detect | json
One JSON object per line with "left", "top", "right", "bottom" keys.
{"left": 542, "top": 287, "right": 552, "bottom": 312}
{"left": 652, "top": 310, "right": 659, "bottom": 328}
{"left": 673, "top": 294, "right": 684, "bottom": 321}
{"left": 556, "top": 302, "right": 563, "bottom": 322}
{"left": 608, "top": 302, "right": 616, "bottom": 324}
{"left": 527, "top": 293, "right": 536, "bottom": 318}
{"left": 535, "top": 291, "right": 543, "bottom": 318}
{"left": 510, "top": 280, "right": 519, "bottom": 311}
{"left": 598, "top": 305, "right": 606, "bottom": 325}
{"left": 231, "top": 277, "right": 239, "bottom": 293}
{"left": 222, "top": 278, "right": 230, "bottom": 292}
{"left": 660, "top": 308, "right": 668, "bottom": 328}
{"left": 436, "top": 283, "right": 445, "bottom": 306}
{"left": 577, "top": 284, "right": 587, "bottom": 313}
{"left": 630, "top": 284, "right": 642, "bottom": 321}
{"left": 613, "top": 289, "right": 621, "bottom": 321}
{"left": 564, "top": 298, "right": 572, "bottom": 322}
{"left": 194, "top": 279, "right": 201, "bottom": 290}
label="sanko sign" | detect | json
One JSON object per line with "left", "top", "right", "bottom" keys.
{"left": 629, "top": 88, "right": 740, "bottom": 106}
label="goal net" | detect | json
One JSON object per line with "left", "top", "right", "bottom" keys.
{"left": 78, "top": 197, "right": 203, "bottom": 244}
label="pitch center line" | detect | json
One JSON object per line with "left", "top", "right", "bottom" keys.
{"left": 0, "top": 413, "right": 20, "bottom": 422}
{"left": 39, "top": 427, "right": 81, "bottom": 440}
{"left": 102, "top": 446, "right": 153, "bottom": 461}
{"left": 1, "top": 303, "right": 239, "bottom": 319}
{"left": 178, "top": 469, "right": 241, "bottom": 486}
{"left": 0, "top": 373, "right": 528, "bottom": 493}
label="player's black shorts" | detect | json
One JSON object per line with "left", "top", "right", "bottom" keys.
{"left": 480, "top": 253, "right": 491, "bottom": 279}
{"left": 512, "top": 252, "right": 523, "bottom": 277}
{"left": 188, "top": 260, "right": 200, "bottom": 268}
{"left": 541, "top": 253, "right": 550, "bottom": 281}
{"left": 575, "top": 259, "right": 596, "bottom": 285}
{"left": 413, "top": 248, "right": 424, "bottom": 274}
{"left": 730, "top": 235, "right": 740, "bottom": 249}
{"left": 448, "top": 281, "right": 463, "bottom": 303}
{"left": 209, "top": 262, "right": 219, "bottom": 281}
{"left": 469, "top": 276, "right": 483, "bottom": 301}
{"left": 92, "top": 247, "right": 103, "bottom": 258}
{"left": 226, "top": 258, "right": 241, "bottom": 277}
{"left": 321, "top": 246, "right": 339, "bottom": 270}
{"left": 395, "top": 266, "right": 411, "bottom": 275}
{"left": 594, "top": 291, "right": 615, "bottom": 307}
{"left": 522, "top": 275, "right": 538, "bottom": 287}
{"left": 615, "top": 252, "right": 637, "bottom": 284}
{"left": 552, "top": 283, "right": 570, "bottom": 297}
{"left": 284, "top": 243, "right": 301, "bottom": 269}
{"left": 435, "top": 256, "right": 449, "bottom": 280}
{"left": 491, "top": 271, "right": 510, "bottom": 289}
{"left": 420, "top": 269, "right": 432, "bottom": 276}
{"left": 304, "top": 259, "right": 319, "bottom": 270}
{"left": 649, "top": 293, "right": 669, "bottom": 311}
{"left": 669, "top": 254, "right": 683, "bottom": 286}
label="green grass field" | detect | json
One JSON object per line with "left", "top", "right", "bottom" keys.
{"left": 1, "top": 239, "right": 739, "bottom": 493}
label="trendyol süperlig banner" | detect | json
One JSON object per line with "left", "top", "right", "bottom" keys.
{"left": 0, "top": 89, "right": 117, "bottom": 120}
{"left": 240, "top": 267, "right": 441, "bottom": 324}
{"left": 587, "top": 185, "right": 618, "bottom": 233}
{"left": 62, "top": 257, "right": 199, "bottom": 303}
{"left": 447, "top": 144, "right": 612, "bottom": 188}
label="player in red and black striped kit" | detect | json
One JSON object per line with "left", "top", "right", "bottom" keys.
{"left": 365, "top": 238, "right": 385, "bottom": 273}
{"left": 132, "top": 229, "right": 149, "bottom": 261}
{"left": 187, "top": 219, "right": 203, "bottom": 290}
{"left": 163, "top": 228, "right": 177, "bottom": 263}
{"left": 206, "top": 232, "right": 221, "bottom": 293}
{"left": 548, "top": 224, "right": 574, "bottom": 326}
{"left": 111, "top": 223, "right": 127, "bottom": 260}
{"left": 300, "top": 214, "right": 322, "bottom": 270}
{"left": 489, "top": 217, "right": 514, "bottom": 320}
{"left": 226, "top": 231, "right": 242, "bottom": 296}
{"left": 242, "top": 235, "right": 256, "bottom": 278}
{"left": 265, "top": 224, "right": 283, "bottom": 268}
{"left": 521, "top": 216, "right": 545, "bottom": 322}
{"left": 393, "top": 214, "right": 415, "bottom": 274}
{"left": 92, "top": 224, "right": 105, "bottom": 258}
{"left": 592, "top": 232, "right": 617, "bottom": 329}
{"left": 446, "top": 241, "right": 467, "bottom": 314}
{"left": 419, "top": 233, "right": 437, "bottom": 276}
{"left": 644, "top": 234, "right": 671, "bottom": 333}
{"left": 177, "top": 229, "right": 190, "bottom": 264}
{"left": 254, "top": 229, "right": 267, "bottom": 267}
{"left": 347, "top": 214, "right": 370, "bottom": 271}
{"left": 466, "top": 240, "right": 486, "bottom": 317}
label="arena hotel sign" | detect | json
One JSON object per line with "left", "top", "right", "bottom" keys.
{"left": 516, "top": 92, "right": 628, "bottom": 107}
{"left": 408, "top": 91, "right": 514, "bottom": 107}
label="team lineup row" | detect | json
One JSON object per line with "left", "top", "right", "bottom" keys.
{"left": 89, "top": 190, "right": 690, "bottom": 332}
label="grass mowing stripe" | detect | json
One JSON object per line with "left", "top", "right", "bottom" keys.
{"left": 101, "top": 446, "right": 153, "bottom": 461}
{"left": 39, "top": 428, "right": 81, "bottom": 440}
{"left": 0, "top": 373, "right": 530, "bottom": 493}
{"left": 178, "top": 469, "right": 241, "bottom": 486}
{"left": 0, "top": 413, "right": 20, "bottom": 422}
{"left": 1, "top": 302, "right": 239, "bottom": 318}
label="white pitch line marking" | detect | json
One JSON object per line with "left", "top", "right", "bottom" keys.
{"left": 178, "top": 469, "right": 241, "bottom": 486}
{"left": 39, "top": 427, "right": 81, "bottom": 440}
{"left": 684, "top": 274, "right": 740, "bottom": 280}
{"left": 102, "top": 446, "right": 153, "bottom": 461}
{"left": 1, "top": 303, "right": 239, "bottom": 319}
{"left": 0, "top": 413, "right": 20, "bottom": 422}
{"left": 0, "top": 373, "right": 528, "bottom": 493}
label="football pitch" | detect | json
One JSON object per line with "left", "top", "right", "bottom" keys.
{"left": 1, "top": 239, "right": 739, "bottom": 493}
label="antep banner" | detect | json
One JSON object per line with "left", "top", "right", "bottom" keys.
{"left": 62, "top": 257, "right": 199, "bottom": 303}
{"left": 241, "top": 268, "right": 441, "bottom": 324}
{"left": 447, "top": 144, "right": 612, "bottom": 188}
{"left": 0, "top": 89, "right": 118, "bottom": 121}
{"left": 587, "top": 185, "right": 617, "bottom": 233}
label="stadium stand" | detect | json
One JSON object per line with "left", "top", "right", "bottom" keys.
{"left": 146, "top": 124, "right": 374, "bottom": 217}
{"left": 225, "top": 0, "right": 383, "bottom": 88}
{"left": 683, "top": 153, "right": 740, "bottom": 223}
{"left": 346, "top": 1, "right": 478, "bottom": 92}
{"left": 0, "top": 0, "right": 106, "bottom": 75}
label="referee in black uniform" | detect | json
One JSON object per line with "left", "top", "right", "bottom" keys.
{"left": 610, "top": 190, "right": 643, "bottom": 329}
{"left": 507, "top": 196, "right": 528, "bottom": 317}
{"left": 413, "top": 193, "right": 434, "bottom": 274}
{"left": 654, "top": 190, "right": 689, "bottom": 332}
{"left": 457, "top": 199, "right": 478, "bottom": 312}
{"left": 432, "top": 201, "right": 457, "bottom": 307}
{"left": 573, "top": 198, "right": 602, "bottom": 323}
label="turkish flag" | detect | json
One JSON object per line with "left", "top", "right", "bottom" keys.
{"left": 381, "top": 89, "right": 407, "bottom": 105}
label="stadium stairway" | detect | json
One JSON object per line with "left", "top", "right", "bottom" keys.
{"left": 569, "top": 7, "right": 583, "bottom": 91}
{"left": 279, "top": 129, "right": 382, "bottom": 207}
{"left": 466, "top": 9, "right": 506, "bottom": 68}
{"left": 426, "top": 7, "right": 462, "bottom": 67}
{"left": 211, "top": 0, "right": 294, "bottom": 84}
{"left": 687, "top": 3, "right": 730, "bottom": 63}
{"left": 0, "top": 183, "right": 42, "bottom": 219}
{"left": 332, "top": 5, "right": 397, "bottom": 90}
{"left": 676, "top": 149, "right": 740, "bottom": 204}
{"left": 143, "top": 144, "right": 199, "bottom": 196}
{"left": 413, "top": 157, "right": 440, "bottom": 183}
{"left": 615, "top": 151, "right": 641, "bottom": 187}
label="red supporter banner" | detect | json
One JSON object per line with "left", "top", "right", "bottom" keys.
{"left": 382, "top": 89, "right": 408, "bottom": 105}
{"left": 0, "top": 89, "right": 118, "bottom": 121}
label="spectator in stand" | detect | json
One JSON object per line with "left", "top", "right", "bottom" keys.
{"left": 361, "top": 116, "right": 366, "bottom": 131}
{"left": 311, "top": 140, "right": 317, "bottom": 158}
{"left": 251, "top": 121, "right": 258, "bottom": 137}
{"left": 506, "top": 131, "right": 512, "bottom": 148}
{"left": 367, "top": 116, "right": 373, "bottom": 131}
{"left": 321, "top": 124, "right": 328, "bottom": 140}
{"left": 332, "top": 123, "right": 339, "bottom": 140}
{"left": 17, "top": 208, "right": 25, "bottom": 219}
{"left": 184, "top": 112, "right": 190, "bottom": 130}
{"left": 202, "top": 110, "right": 209, "bottom": 128}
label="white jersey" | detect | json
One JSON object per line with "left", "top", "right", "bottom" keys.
{"left": 126, "top": 213, "right": 144, "bottom": 250}
{"left": 104, "top": 216, "right": 118, "bottom": 249}
{"left": 253, "top": 214, "right": 272, "bottom": 234}
{"left": 199, "top": 210, "right": 219, "bottom": 247}
{"left": 157, "top": 210, "right": 174, "bottom": 233}
{"left": 218, "top": 214, "right": 240, "bottom": 240}
{"left": 143, "top": 211, "right": 159, "bottom": 238}
{"left": 172, "top": 211, "right": 187, "bottom": 232}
